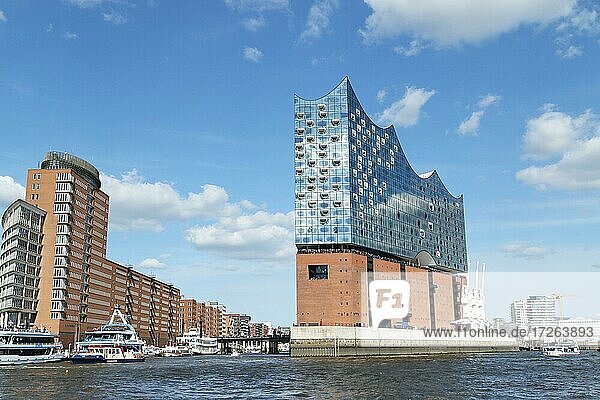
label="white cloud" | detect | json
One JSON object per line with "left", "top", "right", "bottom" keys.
{"left": 360, "top": 0, "right": 575, "bottom": 46}
{"left": 517, "top": 137, "right": 600, "bottom": 190}
{"left": 138, "top": 258, "right": 167, "bottom": 270}
{"left": 458, "top": 94, "right": 500, "bottom": 136}
{"left": 0, "top": 10, "right": 7, "bottom": 23}
{"left": 101, "top": 170, "right": 247, "bottom": 231}
{"left": 186, "top": 210, "right": 295, "bottom": 262}
{"left": 554, "top": 6, "right": 600, "bottom": 57}
{"left": 556, "top": 43, "right": 584, "bottom": 58}
{"left": 522, "top": 107, "right": 594, "bottom": 160}
{"left": 0, "top": 176, "right": 25, "bottom": 208}
{"left": 46, "top": 23, "right": 54, "bottom": 32}
{"left": 300, "top": 0, "right": 339, "bottom": 41}
{"left": 377, "top": 87, "right": 435, "bottom": 127}
{"left": 458, "top": 110, "right": 485, "bottom": 136}
{"left": 501, "top": 243, "right": 553, "bottom": 259}
{"left": 558, "top": 7, "right": 600, "bottom": 35}
{"left": 243, "top": 16, "right": 266, "bottom": 31}
{"left": 64, "top": 0, "right": 105, "bottom": 8}
{"left": 224, "top": 0, "right": 289, "bottom": 11}
{"left": 516, "top": 107, "right": 600, "bottom": 190}
{"left": 477, "top": 94, "right": 501, "bottom": 109}
{"left": 243, "top": 46, "right": 263, "bottom": 62}
{"left": 63, "top": 31, "right": 79, "bottom": 40}
{"left": 376, "top": 89, "right": 386, "bottom": 103}
{"left": 103, "top": 10, "right": 127, "bottom": 25}
{"left": 394, "top": 40, "right": 425, "bottom": 57}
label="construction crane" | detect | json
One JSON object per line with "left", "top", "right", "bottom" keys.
{"left": 551, "top": 293, "right": 583, "bottom": 320}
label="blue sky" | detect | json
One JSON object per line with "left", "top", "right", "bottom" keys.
{"left": 1, "top": 0, "right": 600, "bottom": 324}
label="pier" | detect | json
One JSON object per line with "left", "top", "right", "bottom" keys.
{"left": 218, "top": 335, "right": 290, "bottom": 354}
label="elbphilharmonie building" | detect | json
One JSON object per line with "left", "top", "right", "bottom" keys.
{"left": 294, "top": 78, "right": 468, "bottom": 329}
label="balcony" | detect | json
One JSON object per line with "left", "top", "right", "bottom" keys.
{"left": 56, "top": 173, "right": 73, "bottom": 182}
{"left": 52, "top": 278, "right": 67, "bottom": 289}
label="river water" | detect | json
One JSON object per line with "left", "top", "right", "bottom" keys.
{"left": 1, "top": 352, "right": 598, "bottom": 399}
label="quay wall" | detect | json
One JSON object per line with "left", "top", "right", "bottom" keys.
{"left": 291, "top": 326, "right": 519, "bottom": 357}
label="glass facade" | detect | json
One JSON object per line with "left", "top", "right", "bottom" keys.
{"left": 0, "top": 200, "right": 46, "bottom": 327}
{"left": 294, "top": 78, "right": 468, "bottom": 272}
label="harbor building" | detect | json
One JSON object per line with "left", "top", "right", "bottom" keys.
{"left": 0, "top": 200, "right": 46, "bottom": 328}
{"left": 250, "top": 322, "right": 271, "bottom": 337}
{"left": 510, "top": 295, "right": 557, "bottom": 326}
{"left": 224, "top": 313, "right": 251, "bottom": 338}
{"left": 179, "top": 298, "right": 200, "bottom": 334}
{"left": 0, "top": 151, "right": 180, "bottom": 348}
{"left": 199, "top": 301, "right": 226, "bottom": 338}
{"left": 178, "top": 299, "right": 227, "bottom": 338}
{"left": 294, "top": 78, "right": 468, "bottom": 329}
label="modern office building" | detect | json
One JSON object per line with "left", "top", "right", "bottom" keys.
{"left": 0, "top": 151, "right": 180, "bottom": 347}
{"left": 294, "top": 78, "right": 468, "bottom": 329}
{"left": 0, "top": 200, "right": 46, "bottom": 328}
{"left": 510, "top": 295, "right": 557, "bottom": 326}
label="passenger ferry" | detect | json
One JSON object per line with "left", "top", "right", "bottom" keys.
{"left": 542, "top": 342, "right": 580, "bottom": 356}
{"left": 176, "top": 328, "right": 219, "bottom": 355}
{"left": 0, "top": 329, "right": 65, "bottom": 365}
{"left": 71, "top": 307, "right": 145, "bottom": 364}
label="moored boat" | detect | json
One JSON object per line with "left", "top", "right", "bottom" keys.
{"left": 542, "top": 342, "right": 580, "bottom": 356}
{"left": 0, "top": 329, "right": 65, "bottom": 365}
{"left": 71, "top": 307, "right": 145, "bottom": 364}
{"left": 160, "top": 345, "right": 192, "bottom": 357}
{"left": 176, "top": 328, "right": 219, "bottom": 355}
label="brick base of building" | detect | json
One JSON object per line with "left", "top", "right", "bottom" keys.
{"left": 296, "top": 252, "right": 464, "bottom": 330}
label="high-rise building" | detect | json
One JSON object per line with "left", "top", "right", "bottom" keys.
{"left": 0, "top": 151, "right": 181, "bottom": 347}
{"left": 510, "top": 295, "right": 557, "bottom": 326}
{"left": 0, "top": 200, "right": 46, "bottom": 328}
{"left": 294, "top": 78, "right": 468, "bottom": 329}
{"left": 25, "top": 152, "right": 109, "bottom": 334}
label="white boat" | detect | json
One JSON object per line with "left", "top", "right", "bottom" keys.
{"left": 143, "top": 345, "right": 161, "bottom": 357}
{"left": 71, "top": 307, "right": 145, "bottom": 364}
{"left": 542, "top": 342, "right": 580, "bottom": 356}
{"left": 245, "top": 345, "right": 262, "bottom": 354}
{"left": 160, "top": 345, "right": 192, "bottom": 357}
{"left": 176, "top": 328, "right": 219, "bottom": 355}
{"left": 0, "top": 329, "right": 65, "bottom": 365}
{"left": 277, "top": 342, "right": 290, "bottom": 355}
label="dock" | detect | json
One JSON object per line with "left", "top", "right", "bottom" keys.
{"left": 291, "top": 326, "right": 519, "bottom": 357}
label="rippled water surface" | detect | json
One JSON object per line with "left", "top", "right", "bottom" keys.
{"left": 1, "top": 352, "right": 598, "bottom": 399}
